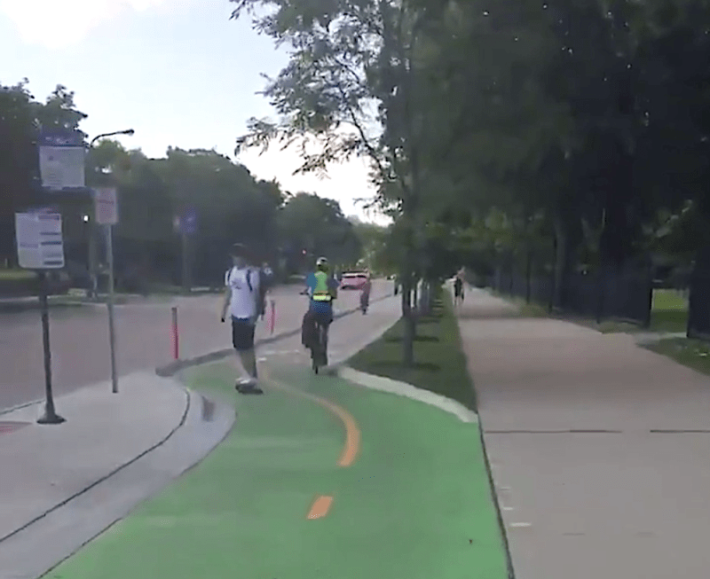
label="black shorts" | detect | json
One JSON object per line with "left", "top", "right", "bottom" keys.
{"left": 454, "top": 283, "right": 464, "bottom": 297}
{"left": 231, "top": 317, "right": 256, "bottom": 352}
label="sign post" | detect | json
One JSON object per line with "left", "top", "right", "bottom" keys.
{"left": 15, "top": 209, "right": 66, "bottom": 424}
{"left": 176, "top": 207, "right": 197, "bottom": 294}
{"left": 94, "top": 188, "right": 119, "bottom": 394}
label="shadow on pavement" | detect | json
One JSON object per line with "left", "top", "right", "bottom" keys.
{"left": 384, "top": 335, "right": 440, "bottom": 343}
{"left": 0, "top": 301, "right": 85, "bottom": 315}
{"left": 457, "top": 308, "right": 527, "bottom": 320}
{"left": 364, "top": 360, "right": 441, "bottom": 372}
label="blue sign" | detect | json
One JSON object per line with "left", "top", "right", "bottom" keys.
{"left": 39, "top": 130, "right": 85, "bottom": 148}
{"left": 180, "top": 207, "right": 198, "bottom": 236}
{"left": 38, "top": 129, "right": 86, "bottom": 191}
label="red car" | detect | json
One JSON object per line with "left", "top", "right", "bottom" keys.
{"left": 340, "top": 272, "right": 368, "bottom": 290}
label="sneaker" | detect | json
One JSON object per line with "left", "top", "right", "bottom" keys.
{"left": 235, "top": 377, "right": 253, "bottom": 390}
{"left": 236, "top": 378, "right": 263, "bottom": 395}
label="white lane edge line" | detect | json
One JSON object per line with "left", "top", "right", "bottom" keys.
{"left": 339, "top": 367, "right": 479, "bottom": 424}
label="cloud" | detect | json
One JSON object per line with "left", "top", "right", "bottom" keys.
{"left": 0, "top": 0, "right": 167, "bottom": 48}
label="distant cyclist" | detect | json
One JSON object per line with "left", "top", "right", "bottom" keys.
{"left": 360, "top": 271, "right": 372, "bottom": 314}
{"left": 454, "top": 272, "right": 465, "bottom": 308}
{"left": 302, "top": 257, "right": 339, "bottom": 367}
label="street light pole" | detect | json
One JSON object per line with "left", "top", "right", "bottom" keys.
{"left": 86, "top": 129, "right": 135, "bottom": 299}
{"left": 89, "top": 128, "right": 135, "bottom": 149}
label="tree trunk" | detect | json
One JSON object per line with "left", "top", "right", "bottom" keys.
{"left": 525, "top": 249, "right": 532, "bottom": 304}
{"left": 552, "top": 214, "right": 567, "bottom": 310}
{"left": 687, "top": 244, "right": 710, "bottom": 339}
{"left": 401, "top": 272, "right": 415, "bottom": 367}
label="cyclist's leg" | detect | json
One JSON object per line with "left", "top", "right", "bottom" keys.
{"left": 314, "top": 311, "right": 330, "bottom": 367}
{"left": 323, "top": 310, "right": 333, "bottom": 365}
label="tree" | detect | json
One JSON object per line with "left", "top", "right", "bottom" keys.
{"left": 351, "top": 218, "right": 388, "bottom": 272}
{"left": 0, "top": 82, "right": 89, "bottom": 265}
{"left": 230, "top": 0, "right": 442, "bottom": 364}
{"left": 277, "top": 193, "right": 361, "bottom": 271}
{"left": 0, "top": 81, "right": 36, "bottom": 264}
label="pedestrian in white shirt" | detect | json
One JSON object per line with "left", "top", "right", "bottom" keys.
{"left": 220, "top": 243, "right": 263, "bottom": 394}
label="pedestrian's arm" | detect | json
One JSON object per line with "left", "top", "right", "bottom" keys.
{"left": 220, "top": 288, "right": 230, "bottom": 322}
{"left": 304, "top": 273, "right": 315, "bottom": 297}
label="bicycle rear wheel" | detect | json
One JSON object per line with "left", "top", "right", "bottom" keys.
{"left": 311, "top": 323, "right": 328, "bottom": 374}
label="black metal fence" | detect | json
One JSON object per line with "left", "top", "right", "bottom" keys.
{"left": 688, "top": 271, "right": 710, "bottom": 339}
{"left": 487, "top": 263, "right": 653, "bottom": 326}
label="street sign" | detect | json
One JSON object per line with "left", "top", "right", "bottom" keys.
{"left": 38, "top": 130, "right": 86, "bottom": 191}
{"left": 94, "top": 187, "right": 118, "bottom": 225}
{"left": 15, "top": 210, "right": 65, "bottom": 270}
{"left": 180, "top": 206, "right": 198, "bottom": 236}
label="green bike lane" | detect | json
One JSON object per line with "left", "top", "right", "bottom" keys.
{"left": 47, "top": 361, "right": 508, "bottom": 579}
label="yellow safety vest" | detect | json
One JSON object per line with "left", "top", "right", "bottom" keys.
{"left": 312, "top": 271, "right": 332, "bottom": 301}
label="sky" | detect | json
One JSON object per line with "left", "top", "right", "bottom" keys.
{"left": 0, "top": 0, "right": 385, "bottom": 223}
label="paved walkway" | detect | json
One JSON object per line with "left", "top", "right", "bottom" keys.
{"left": 39, "top": 292, "right": 510, "bottom": 579}
{"left": 0, "top": 282, "right": 383, "bottom": 411}
{"left": 458, "top": 287, "right": 710, "bottom": 579}
{"left": 0, "top": 286, "right": 400, "bottom": 578}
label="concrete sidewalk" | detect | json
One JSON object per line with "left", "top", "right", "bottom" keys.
{"left": 0, "top": 374, "right": 187, "bottom": 543}
{"left": 36, "top": 290, "right": 509, "bottom": 579}
{"left": 0, "top": 284, "right": 398, "bottom": 579}
{"left": 0, "top": 372, "right": 231, "bottom": 579}
{"left": 0, "top": 281, "right": 390, "bottom": 412}
{"left": 458, "top": 287, "right": 710, "bottom": 579}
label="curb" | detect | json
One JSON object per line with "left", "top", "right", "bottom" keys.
{"left": 0, "top": 398, "right": 43, "bottom": 418}
{"left": 156, "top": 293, "right": 394, "bottom": 378}
{"left": 452, "top": 302, "right": 517, "bottom": 579}
{"left": 476, "top": 412, "right": 517, "bottom": 579}
{"left": 338, "top": 367, "right": 479, "bottom": 424}
{"left": 0, "top": 379, "right": 191, "bottom": 547}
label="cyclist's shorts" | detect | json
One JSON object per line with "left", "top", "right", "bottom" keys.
{"left": 309, "top": 299, "right": 333, "bottom": 317}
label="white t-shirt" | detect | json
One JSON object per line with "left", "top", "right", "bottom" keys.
{"left": 225, "top": 266, "right": 260, "bottom": 320}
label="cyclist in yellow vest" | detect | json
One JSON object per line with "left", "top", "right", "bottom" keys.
{"left": 301, "top": 257, "right": 339, "bottom": 369}
{"left": 305, "top": 257, "right": 339, "bottom": 321}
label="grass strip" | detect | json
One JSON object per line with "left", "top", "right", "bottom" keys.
{"left": 645, "top": 337, "right": 710, "bottom": 375}
{"left": 349, "top": 288, "right": 476, "bottom": 411}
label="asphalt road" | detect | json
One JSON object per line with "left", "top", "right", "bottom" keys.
{"left": 0, "top": 282, "right": 391, "bottom": 412}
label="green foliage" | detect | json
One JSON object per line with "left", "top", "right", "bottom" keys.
{"left": 0, "top": 81, "right": 368, "bottom": 288}
{"left": 349, "top": 291, "right": 477, "bottom": 411}
{"left": 277, "top": 192, "right": 362, "bottom": 268}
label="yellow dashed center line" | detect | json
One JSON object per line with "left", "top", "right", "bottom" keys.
{"left": 262, "top": 368, "right": 361, "bottom": 520}
{"left": 307, "top": 495, "right": 334, "bottom": 519}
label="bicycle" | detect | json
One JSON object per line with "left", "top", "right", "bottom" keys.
{"left": 360, "top": 289, "right": 369, "bottom": 315}
{"left": 311, "top": 317, "right": 329, "bottom": 374}
{"left": 300, "top": 290, "right": 331, "bottom": 374}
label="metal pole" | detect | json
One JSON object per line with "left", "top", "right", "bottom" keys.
{"left": 106, "top": 225, "right": 119, "bottom": 393}
{"left": 37, "top": 272, "right": 65, "bottom": 424}
{"left": 181, "top": 231, "right": 189, "bottom": 293}
{"left": 88, "top": 220, "right": 98, "bottom": 299}
{"left": 171, "top": 306, "right": 179, "bottom": 360}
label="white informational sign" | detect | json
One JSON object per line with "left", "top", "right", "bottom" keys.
{"left": 38, "top": 131, "right": 86, "bottom": 191}
{"left": 15, "top": 210, "right": 65, "bottom": 270}
{"left": 94, "top": 187, "right": 118, "bottom": 225}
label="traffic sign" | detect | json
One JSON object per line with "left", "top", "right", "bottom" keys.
{"left": 38, "top": 130, "right": 86, "bottom": 191}
{"left": 94, "top": 187, "right": 118, "bottom": 225}
{"left": 15, "top": 209, "right": 65, "bottom": 270}
{"left": 180, "top": 206, "right": 198, "bottom": 236}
